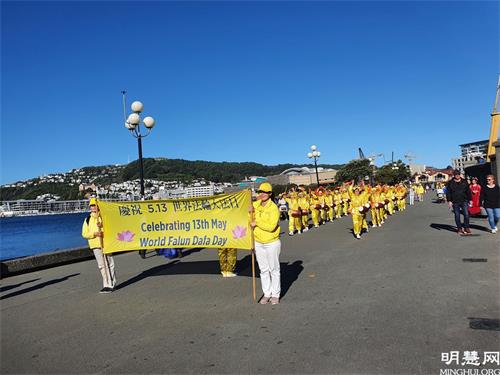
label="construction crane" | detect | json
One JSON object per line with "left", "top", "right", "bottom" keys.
{"left": 487, "top": 74, "right": 500, "bottom": 161}
{"left": 358, "top": 148, "right": 385, "bottom": 164}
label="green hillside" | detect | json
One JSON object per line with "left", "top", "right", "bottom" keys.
{"left": 0, "top": 158, "right": 344, "bottom": 200}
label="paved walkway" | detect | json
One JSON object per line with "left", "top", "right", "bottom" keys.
{"left": 1, "top": 197, "right": 499, "bottom": 374}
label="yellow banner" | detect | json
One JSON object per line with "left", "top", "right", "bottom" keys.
{"left": 98, "top": 190, "right": 253, "bottom": 254}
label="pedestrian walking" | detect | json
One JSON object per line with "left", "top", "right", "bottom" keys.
{"left": 480, "top": 174, "right": 500, "bottom": 233}
{"left": 81, "top": 198, "right": 116, "bottom": 293}
{"left": 250, "top": 182, "right": 281, "bottom": 305}
{"left": 277, "top": 194, "right": 289, "bottom": 221}
{"left": 468, "top": 177, "right": 482, "bottom": 216}
{"left": 408, "top": 184, "right": 415, "bottom": 206}
{"left": 445, "top": 170, "right": 473, "bottom": 235}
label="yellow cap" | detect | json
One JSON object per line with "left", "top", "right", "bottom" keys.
{"left": 257, "top": 182, "right": 273, "bottom": 193}
{"left": 89, "top": 198, "right": 97, "bottom": 206}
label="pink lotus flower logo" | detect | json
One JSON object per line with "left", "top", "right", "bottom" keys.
{"left": 117, "top": 230, "right": 135, "bottom": 242}
{"left": 232, "top": 225, "right": 247, "bottom": 239}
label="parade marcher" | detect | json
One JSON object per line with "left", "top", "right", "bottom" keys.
{"left": 81, "top": 198, "right": 116, "bottom": 293}
{"left": 396, "top": 184, "right": 407, "bottom": 211}
{"left": 370, "top": 185, "right": 383, "bottom": 227}
{"left": 468, "top": 177, "right": 482, "bottom": 216}
{"left": 359, "top": 183, "right": 370, "bottom": 232}
{"left": 480, "top": 174, "right": 500, "bottom": 233}
{"left": 380, "top": 187, "right": 388, "bottom": 223}
{"left": 384, "top": 185, "right": 395, "bottom": 215}
{"left": 341, "top": 186, "right": 351, "bottom": 216}
{"left": 446, "top": 170, "right": 473, "bottom": 235}
{"left": 218, "top": 248, "right": 237, "bottom": 277}
{"left": 324, "top": 189, "right": 335, "bottom": 222}
{"left": 416, "top": 184, "right": 425, "bottom": 202}
{"left": 349, "top": 185, "right": 368, "bottom": 239}
{"left": 309, "top": 189, "right": 322, "bottom": 228}
{"left": 250, "top": 182, "right": 281, "bottom": 305}
{"left": 286, "top": 191, "right": 302, "bottom": 236}
{"left": 333, "top": 188, "right": 343, "bottom": 219}
{"left": 297, "top": 190, "right": 310, "bottom": 232}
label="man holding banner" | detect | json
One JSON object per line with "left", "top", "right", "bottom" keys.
{"left": 250, "top": 182, "right": 281, "bottom": 305}
{"left": 82, "top": 198, "right": 116, "bottom": 293}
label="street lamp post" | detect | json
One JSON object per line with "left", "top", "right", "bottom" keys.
{"left": 122, "top": 91, "right": 156, "bottom": 199}
{"left": 307, "top": 145, "right": 321, "bottom": 187}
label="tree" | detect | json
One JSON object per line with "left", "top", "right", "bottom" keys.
{"left": 335, "top": 159, "right": 372, "bottom": 183}
{"left": 375, "top": 160, "right": 411, "bottom": 185}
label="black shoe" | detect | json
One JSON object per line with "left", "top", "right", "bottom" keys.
{"left": 139, "top": 250, "right": 146, "bottom": 259}
{"left": 99, "top": 287, "right": 113, "bottom": 294}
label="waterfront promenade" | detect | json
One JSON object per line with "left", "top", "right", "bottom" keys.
{"left": 1, "top": 198, "right": 499, "bottom": 374}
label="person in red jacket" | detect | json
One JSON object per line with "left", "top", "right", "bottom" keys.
{"left": 468, "top": 177, "right": 482, "bottom": 216}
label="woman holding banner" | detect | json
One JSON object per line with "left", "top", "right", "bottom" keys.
{"left": 82, "top": 198, "right": 116, "bottom": 293}
{"left": 250, "top": 182, "right": 281, "bottom": 305}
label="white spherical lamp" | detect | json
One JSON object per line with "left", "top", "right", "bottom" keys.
{"left": 310, "top": 145, "right": 317, "bottom": 151}
{"left": 316, "top": 151, "right": 321, "bottom": 157}
{"left": 127, "top": 113, "right": 141, "bottom": 125}
{"left": 131, "top": 101, "right": 144, "bottom": 113}
{"left": 143, "top": 116, "right": 155, "bottom": 129}
{"left": 307, "top": 152, "right": 313, "bottom": 158}
{"left": 125, "top": 121, "right": 135, "bottom": 130}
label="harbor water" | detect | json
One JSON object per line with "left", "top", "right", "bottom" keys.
{"left": 0, "top": 212, "right": 89, "bottom": 261}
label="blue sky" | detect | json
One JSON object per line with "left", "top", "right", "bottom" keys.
{"left": 1, "top": 1, "right": 498, "bottom": 184}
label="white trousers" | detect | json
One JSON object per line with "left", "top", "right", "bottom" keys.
{"left": 92, "top": 248, "right": 116, "bottom": 288}
{"left": 254, "top": 240, "right": 281, "bottom": 298}
{"left": 409, "top": 193, "right": 415, "bottom": 205}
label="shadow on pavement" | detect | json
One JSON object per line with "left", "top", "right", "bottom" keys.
{"left": 117, "top": 255, "right": 304, "bottom": 298}
{"left": 469, "top": 224, "right": 491, "bottom": 232}
{"left": 0, "top": 273, "right": 79, "bottom": 300}
{"left": 280, "top": 260, "right": 304, "bottom": 298}
{"left": 236, "top": 256, "right": 304, "bottom": 298}
{"left": 0, "top": 278, "right": 41, "bottom": 293}
{"left": 430, "top": 223, "right": 490, "bottom": 233}
{"left": 430, "top": 223, "right": 458, "bottom": 232}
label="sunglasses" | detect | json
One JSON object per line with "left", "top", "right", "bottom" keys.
{"left": 257, "top": 190, "right": 271, "bottom": 194}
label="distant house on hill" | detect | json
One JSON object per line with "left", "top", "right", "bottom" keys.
{"left": 412, "top": 167, "right": 453, "bottom": 185}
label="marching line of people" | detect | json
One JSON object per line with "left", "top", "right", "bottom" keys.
{"left": 80, "top": 181, "right": 422, "bottom": 300}
{"left": 276, "top": 181, "right": 419, "bottom": 240}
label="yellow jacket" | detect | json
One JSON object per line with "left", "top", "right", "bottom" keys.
{"left": 81, "top": 213, "right": 102, "bottom": 249}
{"left": 253, "top": 200, "right": 280, "bottom": 244}
{"left": 350, "top": 194, "right": 366, "bottom": 215}
{"left": 324, "top": 193, "right": 334, "bottom": 207}
{"left": 285, "top": 196, "right": 300, "bottom": 212}
{"left": 298, "top": 197, "right": 310, "bottom": 211}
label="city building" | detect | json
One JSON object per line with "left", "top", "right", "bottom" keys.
{"left": 451, "top": 140, "right": 489, "bottom": 172}
{"left": 412, "top": 167, "right": 453, "bottom": 185}
{"left": 266, "top": 167, "right": 337, "bottom": 186}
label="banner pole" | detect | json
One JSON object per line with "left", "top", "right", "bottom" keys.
{"left": 251, "top": 250, "right": 256, "bottom": 301}
{"left": 249, "top": 189, "right": 256, "bottom": 301}
{"left": 96, "top": 201, "right": 110, "bottom": 287}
